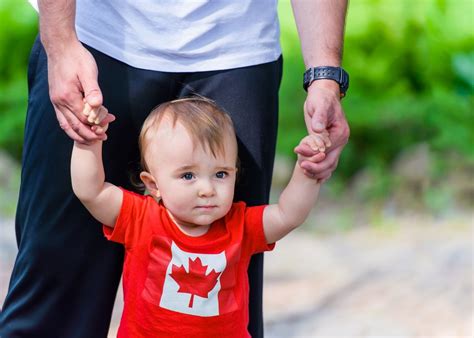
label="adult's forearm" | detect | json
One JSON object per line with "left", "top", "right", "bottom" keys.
{"left": 38, "top": 0, "right": 78, "bottom": 56}
{"left": 291, "top": 0, "right": 348, "bottom": 68}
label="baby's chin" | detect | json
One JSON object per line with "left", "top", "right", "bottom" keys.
{"left": 171, "top": 203, "right": 233, "bottom": 228}
{"left": 172, "top": 212, "right": 220, "bottom": 228}
{"left": 190, "top": 213, "right": 224, "bottom": 226}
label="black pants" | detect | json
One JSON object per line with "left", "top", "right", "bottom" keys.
{"left": 0, "top": 37, "right": 282, "bottom": 338}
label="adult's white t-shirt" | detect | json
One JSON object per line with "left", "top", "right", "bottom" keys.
{"left": 29, "top": 0, "right": 282, "bottom": 72}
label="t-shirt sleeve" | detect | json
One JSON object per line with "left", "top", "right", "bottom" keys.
{"left": 103, "top": 189, "right": 148, "bottom": 249}
{"left": 244, "top": 204, "right": 275, "bottom": 254}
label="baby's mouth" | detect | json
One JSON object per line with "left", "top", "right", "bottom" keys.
{"left": 195, "top": 205, "right": 217, "bottom": 209}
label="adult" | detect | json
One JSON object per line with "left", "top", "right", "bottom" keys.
{"left": 0, "top": 0, "right": 349, "bottom": 337}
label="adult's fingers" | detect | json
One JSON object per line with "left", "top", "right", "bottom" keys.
{"left": 54, "top": 104, "right": 103, "bottom": 143}
{"left": 327, "top": 113, "right": 350, "bottom": 150}
{"left": 301, "top": 161, "right": 334, "bottom": 181}
{"left": 49, "top": 86, "right": 88, "bottom": 124}
{"left": 84, "top": 88, "right": 102, "bottom": 108}
{"left": 92, "top": 124, "right": 108, "bottom": 135}
{"left": 79, "top": 61, "right": 103, "bottom": 109}
{"left": 54, "top": 107, "right": 86, "bottom": 143}
{"left": 304, "top": 101, "right": 328, "bottom": 134}
{"left": 311, "top": 109, "right": 328, "bottom": 133}
{"left": 304, "top": 94, "right": 333, "bottom": 134}
{"left": 300, "top": 145, "right": 342, "bottom": 179}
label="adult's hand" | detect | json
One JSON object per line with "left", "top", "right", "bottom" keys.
{"left": 46, "top": 40, "right": 108, "bottom": 143}
{"left": 294, "top": 80, "right": 350, "bottom": 182}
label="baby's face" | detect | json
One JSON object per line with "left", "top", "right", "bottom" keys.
{"left": 144, "top": 118, "right": 238, "bottom": 233}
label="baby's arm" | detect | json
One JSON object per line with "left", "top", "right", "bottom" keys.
{"left": 70, "top": 106, "right": 122, "bottom": 227}
{"left": 263, "top": 133, "right": 330, "bottom": 244}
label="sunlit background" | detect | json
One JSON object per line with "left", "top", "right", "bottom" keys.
{"left": 0, "top": 0, "right": 472, "bottom": 337}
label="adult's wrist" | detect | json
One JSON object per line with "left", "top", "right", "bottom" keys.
{"left": 40, "top": 31, "right": 80, "bottom": 58}
{"left": 307, "top": 79, "right": 341, "bottom": 98}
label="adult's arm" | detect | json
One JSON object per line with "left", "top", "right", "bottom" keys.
{"left": 38, "top": 0, "right": 109, "bottom": 143}
{"left": 291, "top": 0, "right": 350, "bottom": 181}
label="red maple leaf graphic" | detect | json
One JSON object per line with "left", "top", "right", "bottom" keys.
{"left": 169, "top": 257, "right": 221, "bottom": 308}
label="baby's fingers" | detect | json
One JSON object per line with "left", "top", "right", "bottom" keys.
{"left": 93, "top": 106, "right": 109, "bottom": 125}
{"left": 295, "top": 142, "right": 316, "bottom": 157}
{"left": 86, "top": 105, "right": 109, "bottom": 125}
{"left": 312, "top": 135, "right": 328, "bottom": 152}
{"left": 82, "top": 102, "right": 92, "bottom": 117}
{"left": 321, "top": 131, "right": 332, "bottom": 148}
{"left": 87, "top": 107, "right": 98, "bottom": 123}
{"left": 101, "top": 113, "right": 116, "bottom": 125}
{"left": 91, "top": 113, "right": 116, "bottom": 140}
{"left": 303, "top": 134, "right": 326, "bottom": 153}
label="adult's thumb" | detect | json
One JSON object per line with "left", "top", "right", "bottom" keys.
{"left": 81, "top": 75, "right": 103, "bottom": 108}
{"left": 311, "top": 110, "right": 327, "bottom": 133}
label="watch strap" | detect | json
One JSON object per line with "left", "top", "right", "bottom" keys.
{"left": 303, "top": 66, "right": 349, "bottom": 97}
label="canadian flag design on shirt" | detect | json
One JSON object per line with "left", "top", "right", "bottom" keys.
{"left": 142, "top": 238, "right": 240, "bottom": 317}
{"left": 160, "top": 241, "right": 226, "bottom": 316}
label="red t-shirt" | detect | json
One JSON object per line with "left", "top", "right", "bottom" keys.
{"left": 103, "top": 189, "right": 274, "bottom": 338}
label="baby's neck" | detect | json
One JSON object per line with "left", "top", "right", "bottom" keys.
{"left": 176, "top": 222, "right": 211, "bottom": 237}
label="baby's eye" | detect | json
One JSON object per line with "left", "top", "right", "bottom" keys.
{"left": 181, "top": 172, "right": 194, "bottom": 180}
{"left": 215, "top": 171, "right": 228, "bottom": 179}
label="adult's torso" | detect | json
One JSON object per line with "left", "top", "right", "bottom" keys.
{"left": 75, "top": 0, "right": 281, "bottom": 72}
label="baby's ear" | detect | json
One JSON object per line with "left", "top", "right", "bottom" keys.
{"left": 139, "top": 171, "right": 161, "bottom": 198}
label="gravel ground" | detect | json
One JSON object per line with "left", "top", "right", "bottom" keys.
{"left": 263, "top": 213, "right": 473, "bottom": 338}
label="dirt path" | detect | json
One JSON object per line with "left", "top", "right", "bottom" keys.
{"left": 263, "top": 214, "right": 473, "bottom": 337}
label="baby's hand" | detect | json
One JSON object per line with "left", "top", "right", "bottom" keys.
{"left": 82, "top": 102, "right": 115, "bottom": 140}
{"left": 295, "top": 132, "right": 331, "bottom": 178}
{"left": 83, "top": 101, "right": 109, "bottom": 125}
{"left": 299, "top": 131, "right": 331, "bottom": 154}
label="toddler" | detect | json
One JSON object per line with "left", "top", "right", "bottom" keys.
{"left": 71, "top": 97, "right": 330, "bottom": 337}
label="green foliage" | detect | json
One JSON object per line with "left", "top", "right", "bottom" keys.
{"left": 0, "top": 0, "right": 37, "bottom": 160}
{"left": 278, "top": 0, "right": 474, "bottom": 184}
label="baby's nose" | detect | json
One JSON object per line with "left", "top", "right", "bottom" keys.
{"left": 198, "top": 180, "right": 215, "bottom": 197}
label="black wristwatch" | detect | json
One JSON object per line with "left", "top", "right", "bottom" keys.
{"left": 303, "top": 66, "right": 349, "bottom": 97}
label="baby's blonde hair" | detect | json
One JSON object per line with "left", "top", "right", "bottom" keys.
{"left": 138, "top": 97, "right": 238, "bottom": 172}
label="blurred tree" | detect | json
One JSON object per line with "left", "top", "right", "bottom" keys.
{"left": 0, "top": 0, "right": 37, "bottom": 160}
